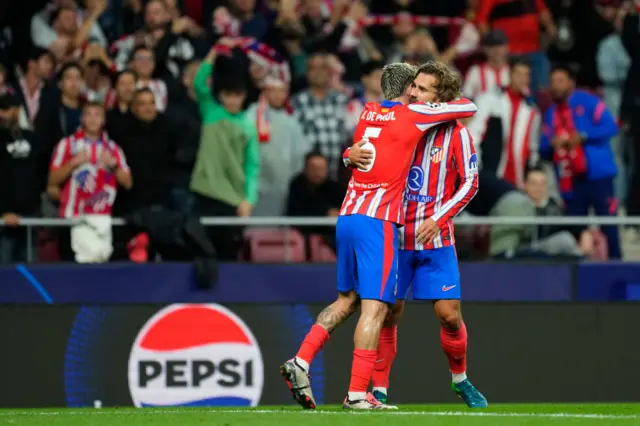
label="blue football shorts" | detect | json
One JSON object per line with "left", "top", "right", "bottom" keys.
{"left": 336, "top": 214, "right": 398, "bottom": 304}
{"left": 396, "top": 246, "right": 461, "bottom": 300}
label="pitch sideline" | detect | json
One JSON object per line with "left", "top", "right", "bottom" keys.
{"left": 0, "top": 409, "right": 637, "bottom": 420}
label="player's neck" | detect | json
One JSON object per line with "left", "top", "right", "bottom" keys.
{"left": 364, "top": 90, "right": 381, "bottom": 103}
{"left": 389, "top": 96, "right": 407, "bottom": 105}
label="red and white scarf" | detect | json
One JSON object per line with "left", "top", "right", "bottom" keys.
{"left": 551, "top": 103, "right": 587, "bottom": 194}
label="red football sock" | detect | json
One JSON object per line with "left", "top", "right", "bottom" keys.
{"left": 295, "top": 324, "right": 330, "bottom": 366}
{"left": 372, "top": 326, "right": 397, "bottom": 389}
{"left": 440, "top": 321, "right": 467, "bottom": 374}
{"left": 348, "top": 349, "right": 377, "bottom": 392}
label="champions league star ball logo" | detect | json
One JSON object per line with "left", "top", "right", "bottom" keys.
{"left": 128, "top": 304, "right": 264, "bottom": 407}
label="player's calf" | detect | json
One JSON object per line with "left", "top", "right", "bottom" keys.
{"left": 372, "top": 300, "right": 404, "bottom": 403}
{"left": 347, "top": 300, "right": 387, "bottom": 402}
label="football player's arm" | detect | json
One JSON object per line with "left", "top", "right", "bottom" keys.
{"left": 405, "top": 98, "right": 478, "bottom": 134}
{"left": 430, "top": 127, "right": 479, "bottom": 228}
{"left": 343, "top": 140, "right": 373, "bottom": 169}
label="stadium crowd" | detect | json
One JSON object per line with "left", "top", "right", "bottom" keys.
{"left": 0, "top": 0, "right": 636, "bottom": 264}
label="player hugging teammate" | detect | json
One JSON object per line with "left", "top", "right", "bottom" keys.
{"left": 281, "top": 60, "right": 486, "bottom": 410}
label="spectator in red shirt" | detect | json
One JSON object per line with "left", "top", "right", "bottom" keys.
{"left": 48, "top": 102, "right": 132, "bottom": 262}
{"left": 475, "top": 0, "right": 557, "bottom": 92}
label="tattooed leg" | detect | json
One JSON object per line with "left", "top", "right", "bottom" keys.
{"left": 316, "top": 291, "right": 361, "bottom": 333}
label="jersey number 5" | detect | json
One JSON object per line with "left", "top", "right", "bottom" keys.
{"left": 358, "top": 127, "right": 380, "bottom": 172}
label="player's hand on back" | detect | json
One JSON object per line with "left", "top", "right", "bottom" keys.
{"left": 348, "top": 140, "right": 374, "bottom": 169}
{"left": 416, "top": 218, "right": 440, "bottom": 244}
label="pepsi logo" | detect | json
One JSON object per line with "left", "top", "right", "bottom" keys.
{"left": 128, "top": 304, "right": 263, "bottom": 407}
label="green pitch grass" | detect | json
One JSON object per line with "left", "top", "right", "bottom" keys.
{"left": 1, "top": 404, "right": 640, "bottom": 426}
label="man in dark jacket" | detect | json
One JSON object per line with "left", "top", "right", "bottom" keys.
{"left": 287, "top": 151, "right": 343, "bottom": 251}
{"left": 0, "top": 92, "right": 39, "bottom": 263}
{"left": 107, "top": 87, "right": 177, "bottom": 216}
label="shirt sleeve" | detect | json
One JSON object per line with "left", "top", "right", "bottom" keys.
{"left": 430, "top": 127, "right": 479, "bottom": 227}
{"left": 244, "top": 126, "right": 260, "bottom": 206}
{"left": 50, "top": 138, "right": 72, "bottom": 170}
{"left": 404, "top": 98, "right": 478, "bottom": 133}
{"left": 113, "top": 144, "right": 130, "bottom": 173}
{"left": 194, "top": 61, "right": 219, "bottom": 115}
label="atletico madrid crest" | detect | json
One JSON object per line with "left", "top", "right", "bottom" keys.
{"left": 430, "top": 147, "right": 444, "bottom": 163}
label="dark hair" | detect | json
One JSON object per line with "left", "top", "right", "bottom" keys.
{"left": 415, "top": 61, "right": 462, "bottom": 102}
{"left": 19, "top": 47, "right": 48, "bottom": 74}
{"left": 361, "top": 60, "right": 384, "bottom": 77}
{"left": 525, "top": 165, "right": 545, "bottom": 180}
{"left": 116, "top": 69, "right": 138, "bottom": 83}
{"left": 217, "top": 77, "right": 247, "bottom": 94}
{"left": 551, "top": 63, "right": 577, "bottom": 80}
{"left": 305, "top": 150, "right": 327, "bottom": 164}
{"left": 134, "top": 87, "right": 155, "bottom": 99}
{"left": 509, "top": 55, "right": 531, "bottom": 71}
{"left": 57, "top": 62, "right": 83, "bottom": 81}
{"left": 51, "top": 6, "right": 75, "bottom": 24}
{"left": 83, "top": 100, "right": 105, "bottom": 111}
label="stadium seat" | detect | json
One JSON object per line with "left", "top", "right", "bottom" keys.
{"left": 309, "top": 234, "right": 336, "bottom": 262}
{"left": 244, "top": 228, "right": 306, "bottom": 263}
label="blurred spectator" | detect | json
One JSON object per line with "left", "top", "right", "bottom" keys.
{"left": 619, "top": 4, "right": 640, "bottom": 219}
{"left": 111, "top": 0, "right": 195, "bottom": 77}
{"left": 31, "top": 0, "right": 109, "bottom": 63}
{"left": 524, "top": 166, "right": 593, "bottom": 257}
{"left": 540, "top": 65, "right": 620, "bottom": 258}
{"left": 291, "top": 52, "right": 348, "bottom": 179}
{"left": 345, "top": 60, "right": 384, "bottom": 133}
{"left": 81, "top": 43, "right": 114, "bottom": 103}
{"left": 597, "top": 4, "right": 630, "bottom": 203}
{"left": 475, "top": 0, "right": 557, "bottom": 92}
{"left": 129, "top": 45, "right": 168, "bottom": 111}
{"left": 14, "top": 49, "right": 57, "bottom": 129}
{"left": 166, "top": 61, "right": 201, "bottom": 216}
{"left": 107, "top": 88, "right": 175, "bottom": 215}
{"left": 247, "top": 75, "right": 308, "bottom": 217}
{"left": 287, "top": 150, "right": 343, "bottom": 250}
{"left": 462, "top": 29, "right": 510, "bottom": 99}
{"left": 468, "top": 56, "right": 540, "bottom": 189}
{"left": 34, "top": 62, "right": 84, "bottom": 193}
{"left": 190, "top": 42, "right": 259, "bottom": 260}
{"left": 106, "top": 69, "right": 137, "bottom": 122}
{"left": 467, "top": 171, "right": 535, "bottom": 257}
{"left": 48, "top": 101, "right": 131, "bottom": 262}
{"left": 0, "top": 92, "right": 39, "bottom": 264}
{"left": 212, "top": 0, "right": 268, "bottom": 40}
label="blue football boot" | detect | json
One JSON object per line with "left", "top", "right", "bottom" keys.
{"left": 452, "top": 379, "right": 488, "bottom": 408}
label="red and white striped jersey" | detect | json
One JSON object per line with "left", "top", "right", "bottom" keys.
{"left": 340, "top": 99, "right": 477, "bottom": 225}
{"left": 399, "top": 121, "right": 479, "bottom": 250}
{"left": 462, "top": 63, "right": 510, "bottom": 99}
{"left": 50, "top": 129, "right": 129, "bottom": 218}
